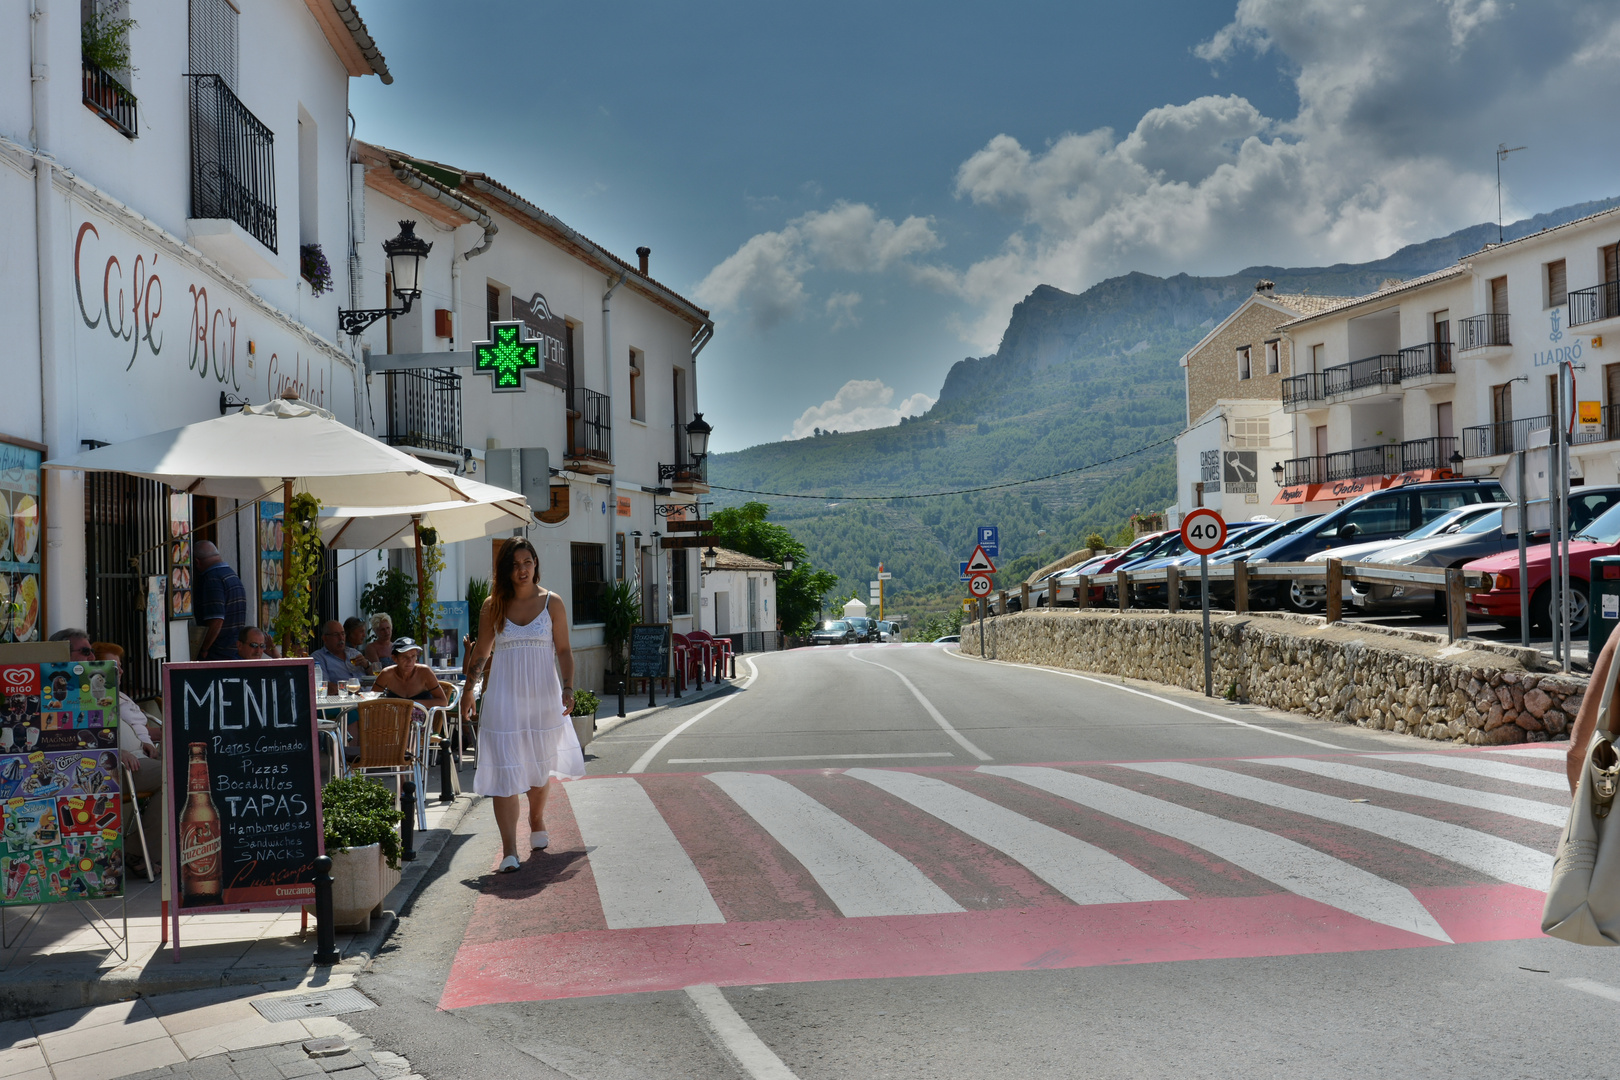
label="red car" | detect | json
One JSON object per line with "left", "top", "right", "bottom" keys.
{"left": 1467, "top": 541, "right": 1602, "bottom": 635}
{"left": 1059, "top": 531, "right": 1175, "bottom": 603}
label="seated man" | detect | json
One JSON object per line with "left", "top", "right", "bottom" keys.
{"left": 343, "top": 616, "right": 374, "bottom": 673}
{"left": 372, "top": 639, "right": 448, "bottom": 710}
{"left": 235, "top": 625, "right": 271, "bottom": 659}
{"left": 311, "top": 620, "right": 365, "bottom": 689}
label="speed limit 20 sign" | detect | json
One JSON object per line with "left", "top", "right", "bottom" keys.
{"left": 1181, "top": 508, "right": 1227, "bottom": 556}
{"left": 967, "top": 574, "right": 993, "bottom": 598}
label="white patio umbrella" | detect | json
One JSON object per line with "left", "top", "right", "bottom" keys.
{"left": 318, "top": 475, "right": 533, "bottom": 550}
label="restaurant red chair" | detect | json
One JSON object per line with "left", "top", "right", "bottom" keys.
{"left": 688, "top": 630, "right": 733, "bottom": 679}
{"left": 671, "top": 633, "right": 700, "bottom": 691}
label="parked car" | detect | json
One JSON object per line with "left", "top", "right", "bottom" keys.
{"left": 933, "top": 634, "right": 960, "bottom": 644}
{"left": 1058, "top": 531, "right": 1176, "bottom": 597}
{"left": 1197, "top": 516, "right": 1324, "bottom": 606}
{"left": 810, "top": 620, "right": 857, "bottom": 645}
{"left": 1131, "top": 521, "right": 1274, "bottom": 606}
{"left": 1349, "top": 503, "right": 1513, "bottom": 613}
{"left": 1464, "top": 491, "right": 1620, "bottom": 634}
{"left": 877, "top": 621, "right": 900, "bottom": 642}
{"left": 1307, "top": 502, "right": 1504, "bottom": 603}
{"left": 845, "top": 616, "right": 879, "bottom": 642}
{"left": 1246, "top": 479, "right": 1506, "bottom": 612}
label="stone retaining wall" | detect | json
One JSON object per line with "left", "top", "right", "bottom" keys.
{"left": 962, "top": 610, "right": 1586, "bottom": 745}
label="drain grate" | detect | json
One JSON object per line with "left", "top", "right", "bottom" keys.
{"left": 252, "top": 987, "right": 376, "bottom": 1023}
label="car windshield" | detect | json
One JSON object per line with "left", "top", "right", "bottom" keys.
{"left": 1456, "top": 507, "right": 1504, "bottom": 534}
{"left": 1577, "top": 501, "right": 1620, "bottom": 544}
{"left": 1405, "top": 504, "right": 1487, "bottom": 540}
{"left": 1234, "top": 520, "right": 1299, "bottom": 549}
{"left": 821, "top": 621, "right": 850, "bottom": 632}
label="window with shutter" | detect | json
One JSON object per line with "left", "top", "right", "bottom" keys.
{"left": 1605, "top": 244, "right": 1619, "bottom": 285}
{"left": 1265, "top": 340, "right": 1279, "bottom": 375}
{"left": 1237, "top": 346, "right": 1251, "bottom": 380}
{"left": 188, "top": 0, "right": 239, "bottom": 88}
{"left": 1490, "top": 276, "right": 1509, "bottom": 315}
{"left": 1547, "top": 259, "right": 1567, "bottom": 308}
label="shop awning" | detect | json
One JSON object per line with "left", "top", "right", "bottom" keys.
{"left": 43, "top": 398, "right": 521, "bottom": 511}
{"left": 1272, "top": 483, "right": 1323, "bottom": 506}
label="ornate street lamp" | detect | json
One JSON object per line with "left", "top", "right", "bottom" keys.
{"left": 1449, "top": 448, "right": 1465, "bottom": 473}
{"left": 781, "top": 557, "right": 794, "bottom": 572}
{"left": 338, "top": 221, "right": 434, "bottom": 337}
{"left": 686, "top": 413, "right": 712, "bottom": 459}
{"left": 1271, "top": 461, "right": 1285, "bottom": 485}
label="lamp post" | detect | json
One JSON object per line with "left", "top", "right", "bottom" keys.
{"left": 1271, "top": 461, "right": 1285, "bottom": 486}
{"left": 1449, "top": 448, "right": 1465, "bottom": 476}
{"left": 338, "top": 221, "right": 433, "bottom": 337}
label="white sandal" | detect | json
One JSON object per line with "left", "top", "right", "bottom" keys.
{"left": 530, "top": 831, "right": 549, "bottom": 850}
{"left": 497, "top": 854, "right": 520, "bottom": 873}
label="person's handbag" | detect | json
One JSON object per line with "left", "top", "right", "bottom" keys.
{"left": 1543, "top": 651, "right": 1620, "bottom": 945}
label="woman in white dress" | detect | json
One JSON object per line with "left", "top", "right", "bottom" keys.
{"left": 461, "top": 538, "right": 585, "bottom": 872}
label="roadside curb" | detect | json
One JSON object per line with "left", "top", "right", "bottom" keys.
{"left": 591, "top": 673, "right": 741, "bottom": 739}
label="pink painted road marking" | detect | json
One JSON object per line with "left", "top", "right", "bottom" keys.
{"left": 439, "top": 889, "right": 1542, "bottom": 1009}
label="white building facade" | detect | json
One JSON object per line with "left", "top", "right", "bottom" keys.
{"left": 698, "top": 549, "right": 780, "bottom": 648}
{"left": 0, "top": 0, "right": 389, "bottom": 696}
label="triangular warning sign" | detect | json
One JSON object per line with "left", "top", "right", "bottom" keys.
{"left": 965, "top": 545, "right": 996, "bottom": 575}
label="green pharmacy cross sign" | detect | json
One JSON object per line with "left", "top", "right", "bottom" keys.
{"left": 474, "top": 321, "right": 540, "bottom": 393}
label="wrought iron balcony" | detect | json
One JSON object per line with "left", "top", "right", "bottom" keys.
{"left": 382, "top": 368, "right": 461, "bottom": 458}
{"left": 659, "top": 456, "right": 708, "bottom": 492}
{"left": 1462, "top": 414, "right": 1549, "bottom": 458}
{"left": 187, "top": 74, "right": 277, "bottom": 252}
{"left": 1323, "top": 353, "right": 1402, "bottom": 396}
{"left": 567, "top": 387, "right": 612, "bottom": 465}
{"left": 1283, "top": 456, "right": 1327, "bottom": 486}
{"left": 1398, "top": 341, "right": 1453, "bottom": 380}
{"left": 82, "top": 59, "right": 137, "bottom": 138}
{"left": 1458, "top": 313, "right": 1510, "bottom": 351}
{"left": 1397, "top": 436, "right": 1457, "bottom": 472}
{"left": 1325, "top": 445, "right": 1399, "bottom": 481}
{"left": 1282, "top": 372, "right": 1325, "bottom": 408}
{"left": 1569, "top": 281, "right": 1620, "bottom": 327}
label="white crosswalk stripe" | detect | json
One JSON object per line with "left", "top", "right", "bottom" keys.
{"left": 847, "top": 768, "right": 1184, "bottom": 905}
{"left": 1487, "top": 747, "right": 1568, "bottom": 761}
{"left": 1252, "top": 756, "right": 1568, "bottom": 826}
{"left": 980, "top": 765, "right": 1452, "bottom": 941}
{"left": 567, "top": 777, "right": 725, "bottom": 929}
{"left": 1368, "top": 753, "right": 1567, "bottom": 791}
{"left": 706, "top": 771, "right": 965, "bottom": 917}
{"left": 1124, "top": 761, "right": 1553, "bottom": 890}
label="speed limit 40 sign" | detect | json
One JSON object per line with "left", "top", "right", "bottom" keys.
{"left": 1181, "top": 507, "right": 1227, "bottom": 556}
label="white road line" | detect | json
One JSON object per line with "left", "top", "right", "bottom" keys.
{"left": 1562, "top": 977, "right": 1620, "bottom": 1004}
{"left": 944, "top": 649, "right": 1348, "bottom": 750}
{"left": 685, "top": 985, "right": 800, "bottom": 1080}
{"left": 669, "top": 752, "right": 956, "bottom": 764}
{"left": 847, "top": 768, "right": 1184, "bottom": 905}
{"left": 1487, "top": 747, "right": 1568, "bottom": 760}
{"left": 849, "top": 653, "right": 993, "bottom": 761}
{"left": 627, "top": 660, "right": 759, "bottom": 774}
{"left": 981, "top": 765, "right": 1451, "bottom": 941}
{"left": 566, "top": 778, "right": 725, "bottom": 929}
{"left": 1253, "top": 757, "right": 1568, "bottom": 827}
{"left": 706, "top": 771, "right": 964, "bottom": 917}
{"left": 1124, "top": 761, "right": 1553, "bottom": 891}
{"left": 1367, "top": 753, "right": 1568, "bottom": 791}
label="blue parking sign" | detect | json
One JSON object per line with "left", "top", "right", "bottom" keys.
{"left": 977, "top": 526, "right": 999, "bottom": 558}
{"left": 959, "top": 560, "right": 970, "bottom": 581}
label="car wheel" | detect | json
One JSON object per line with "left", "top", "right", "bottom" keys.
{"left": 1530, "top": 580, "right": 1589, "bottom": 635}
{"left": 1286, "top": 579, "right": 1323, "bottom": 614}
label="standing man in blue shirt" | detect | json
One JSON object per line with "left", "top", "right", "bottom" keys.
{"left": 194, "top": 541, "right": 247, "bottom": 661}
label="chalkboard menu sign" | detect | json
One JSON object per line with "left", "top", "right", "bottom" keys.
{"left": 0, "top": 658, "right": 123, "bottom": 905}
{"left": 163, "top": 659, "right": 323, "bottom": 913}
{"left": 627, "top": 624, "right": 670, "bottom": 678}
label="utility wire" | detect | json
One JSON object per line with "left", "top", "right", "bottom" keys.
{"left": 709, "top": 426, "right": 1186, "bottom": 502}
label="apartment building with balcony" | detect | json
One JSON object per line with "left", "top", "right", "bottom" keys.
{"left": 1174, "top": 282, "right": 1347, "bottom": 521}
{"left": 352, "top": 143, "right": 714, "bottom": 690}
{"left": 1272, "top": 204, "right": 1620, "bottom": 510}
{"left": 0, "top": 0, "right": 388, "bottom": 670}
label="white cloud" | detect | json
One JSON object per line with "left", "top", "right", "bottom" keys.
{"left": 695, "top": 202, "right": 940, "bottom": 330}
{"left": 825, "top": 291, "right": 862, "bottom": 330}
{"left": 788, "top": 379, "right": 935, "bottom": 439}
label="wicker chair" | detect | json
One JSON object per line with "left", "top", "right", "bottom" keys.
{"left": 424, "top": 681, "right": 463, "bottom": 797}
{"left": 353, "top": 698, "right": 428, "bottom": 830}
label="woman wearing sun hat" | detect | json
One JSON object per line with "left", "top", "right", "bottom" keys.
{"left": 372, "top": 638, "right": 449, "bottom": 709}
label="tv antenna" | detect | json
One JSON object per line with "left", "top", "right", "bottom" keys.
{"left": 1497, "top": 143, "right": 1527, "bottom": 243}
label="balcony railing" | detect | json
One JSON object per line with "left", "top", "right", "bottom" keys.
{"left": 187, "top": 74, "right": 277, "bottom": 253}
{"left": 1569, "top": 281, "right": 1620, "bottom": 327}
{"left": 1398, "top": 341, "right": 1453, "bottom": 379}
{"left": 1462, "top": 414, "right": 1550, "bottom": 458}
{"left": 669, "top": 456, "right": 708, "bottom": 489}
{"left": 1325, "top": 445, "right": 1399, "bottom": 481}
{"left": 1398, "top": 436, "right": 1456, "bottom": 472}
{"left": 1282, "top": 372, "right": 1325, "bottom": 407}
{"left": 82, "top": 59, "right": 137, "bottom": 138}
{"left": 1458, "top": 313, "right": 1510, "bottom": 351}
{"left": 1323, "top": 353, "right": 1402, "bottom": 396}
{"left": 1283, "top": 456, "right": 1327, "bottom": 486}
{"left": 383, "top": 368, "right": 461, "bottom": 457}
{"left": 567, "top": 387, "right": 612, "bottom": 463}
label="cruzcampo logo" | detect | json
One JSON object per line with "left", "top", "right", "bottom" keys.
{"left": 475, "top": 321, "right": 540, "bottom": 393}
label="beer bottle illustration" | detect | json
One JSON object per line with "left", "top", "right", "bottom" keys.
{"left": 179, "top": 743, "right": 223, "bottom": 906}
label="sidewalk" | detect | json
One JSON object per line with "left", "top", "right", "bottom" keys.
{"left": 1, "top": 973, "right": 420, "bottom": 1080}
{"left": 0, "top": 766, "right": 479, "bottom": 1021}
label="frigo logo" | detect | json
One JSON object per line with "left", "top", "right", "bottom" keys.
{"left": 2, "top": 668, "right": 34, "bottom": 690}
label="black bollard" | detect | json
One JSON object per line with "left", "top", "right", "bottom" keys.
{"left": 648, "top": 671, "right": 657, "bottom": 709}
{"left": 400, "top": 780, "right": 418, "bottom": 862}
{"left": 617, "top": 672, "right": 626, "bottom": 718}
{"left": 438, "top": 723, "right": 456, "bottom": 803}
{"left": 313, "top": 855, "right": 340, "bottom": 965}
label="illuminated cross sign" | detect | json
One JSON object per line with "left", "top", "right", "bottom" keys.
{"left": 474, "top": 321, "right": 540, "bottom": 393}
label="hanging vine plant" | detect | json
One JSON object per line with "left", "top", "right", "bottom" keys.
{"left": 272, "top": 493, "right": 324, "bottom": 654}
{"left": 416, "top": 524, "right": 445, "bottom": 641}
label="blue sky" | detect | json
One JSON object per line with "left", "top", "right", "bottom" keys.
{"left": 351, "top": 1, "right": 1620, "bottom": 452}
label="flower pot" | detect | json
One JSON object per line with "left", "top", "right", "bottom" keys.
{"left": 572, "top": 711, "right": 596, "bottom": 749}
{"left": 327, "top": 842, "right": 401, "bottom": 933}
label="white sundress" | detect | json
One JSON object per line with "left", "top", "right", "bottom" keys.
{"left": 472, "top": 600, "right": 586, "bottom": 797}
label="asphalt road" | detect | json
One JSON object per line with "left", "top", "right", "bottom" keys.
{"left": 349, "top": 644, "right": 1620, "bottom": 1079}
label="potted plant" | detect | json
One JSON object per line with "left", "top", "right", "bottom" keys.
{"left": 300, "top": 244, "right": 333, "bottom": 296}
{"left": 570, "top": 689, "right": 600, "bottom": 749}
{"left": 320, "top": 777, "right": 402, "bottom": 933}
{"left": 599, "top": 579, "right": 642, "bottom": 694}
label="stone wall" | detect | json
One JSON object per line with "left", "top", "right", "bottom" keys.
{"left": 962, "top": 610, "right": 1586, "bottom": 746}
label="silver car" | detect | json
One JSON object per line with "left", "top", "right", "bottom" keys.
{"left": 1350, "top": 503, "right": 1512, "bottom": 612}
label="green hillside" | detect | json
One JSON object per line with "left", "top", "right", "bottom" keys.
{"left": 708, "top": 197, "right": 1620, "bottom": 628}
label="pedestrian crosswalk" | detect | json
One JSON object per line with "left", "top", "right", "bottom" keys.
{"left": 443, "top": 747, "right": 1571, "bottom": 1008}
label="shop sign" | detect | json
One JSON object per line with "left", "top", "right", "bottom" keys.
{"left": 511, "top": 292, "right": 570, "bottom": 390}
{"left": 1223, "top": 450, "right": 1258, "bottom": 494}
{"left": 1199, "top": 450, "right": 1220, "bottom": 492}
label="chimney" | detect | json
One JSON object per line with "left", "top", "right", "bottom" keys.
{"left": 1254, "top": 279, "right": 1275, "bottom": 295}
{"left": 637, "top": 246, "right": 651, "bottom": 276}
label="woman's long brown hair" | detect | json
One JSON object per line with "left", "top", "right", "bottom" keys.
{"left": 489, "top": 537, "right": 541, "bottom": 630}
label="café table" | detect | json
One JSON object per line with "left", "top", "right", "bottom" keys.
{"left": 314, "top": 690, "right": 378, "bottom": 780}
